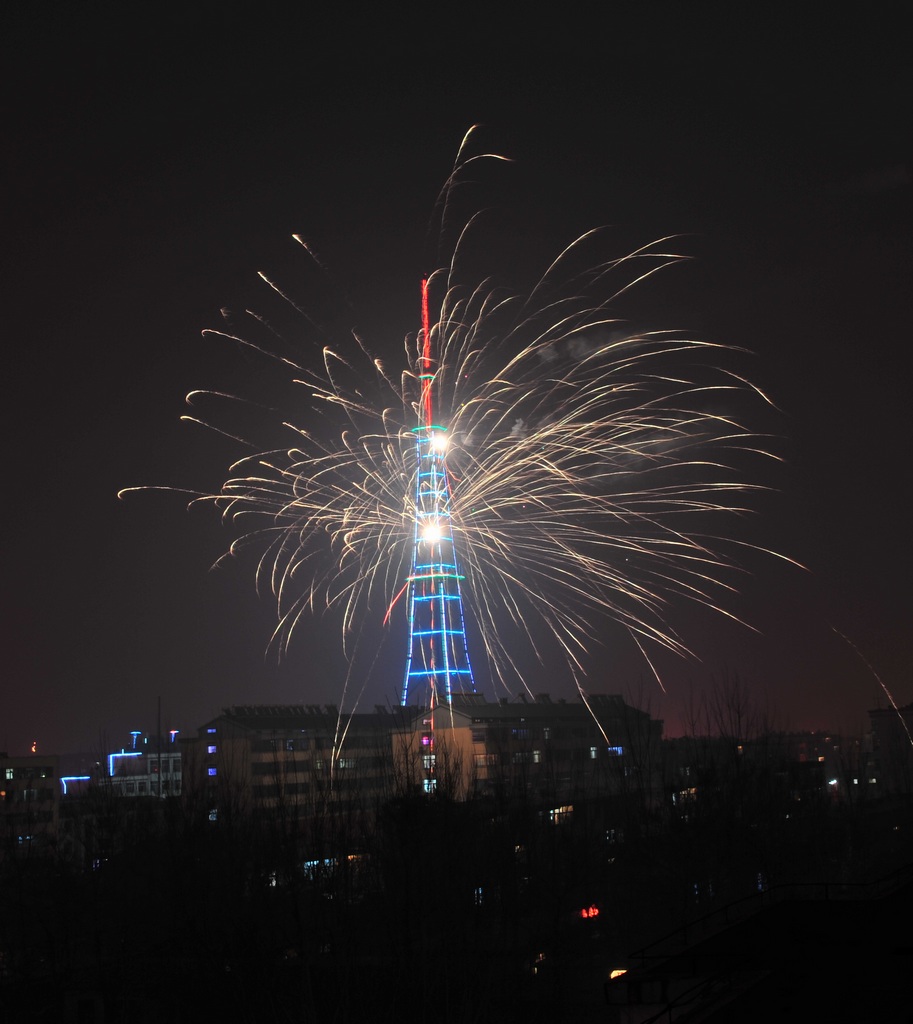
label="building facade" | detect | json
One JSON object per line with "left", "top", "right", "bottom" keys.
{"left": 182, "top": 695, "right": 665, "bottom": 819}
{"left": 103, "top": 738, "right": 183, "bottom": 798}
{"left": 0, "top": 752, "right": 60, "bottom": 858}
{"left": 868, "top": 703, "right": 913, "bottom": 797}
{"left": 185, "top": 704, "right": 419, "bottom": 821}
{"left": 392, "top": 692, "right": 665, "bottom": 803}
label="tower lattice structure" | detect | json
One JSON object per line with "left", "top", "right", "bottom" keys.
{"left": 400, "top": 280, "right": 476, "bottom": 708}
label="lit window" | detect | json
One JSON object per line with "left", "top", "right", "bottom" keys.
{"left": 207, "top": 745, "right": 217, "bottom": 754}
{"left": 423, "top": 754, "right": 435, "bottom": 770}
{"left": 421, "top": 733, "right": 432, "bottom": 747}
{"left": 423, "top": 778, "right": 437, "bottom": 793}
{"left": 207, "top": 728, "right": 217, "bottom": 734}
{"left": 607, "top": 746, "right": 623, "bottom": 756}
{"left": 207, "top": 767, "right": 217, "bottom": 777}
{"left": 208, "top": 809, "right": 218, "bottom": 822}
{"left": 303, "top": 858, "right": 336, "bottom": 879}
{"left": 589, "top": 746, "right": 598, "bottom": 759}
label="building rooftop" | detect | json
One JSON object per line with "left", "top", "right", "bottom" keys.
{"left": 209, "top": 704, "right": 420, "bottom": 732}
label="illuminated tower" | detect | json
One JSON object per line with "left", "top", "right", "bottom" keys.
{"left": 400, "top": 280, "right": 476, "bottom": 707}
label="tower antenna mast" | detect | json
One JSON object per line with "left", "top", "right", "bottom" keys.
{"left": 401, "top": 277, "right": 476, "bottom": 709}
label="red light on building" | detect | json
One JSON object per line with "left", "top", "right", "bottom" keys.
{"left": 579, "top": 904, "right": 600, "bottom": 919}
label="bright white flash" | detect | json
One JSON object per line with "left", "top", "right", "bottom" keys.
{"left": 422, "top": 521, "right": 443, "bottom": 544}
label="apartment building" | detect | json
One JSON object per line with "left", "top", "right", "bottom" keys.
{"left": 0, "top": 752, "right": 60, "bottom": 857}
{"left": 185, "top": 694, "right": 664, "bottom": 816}
{"left": 392, "top": 691, "right": 664, "bottom": 801}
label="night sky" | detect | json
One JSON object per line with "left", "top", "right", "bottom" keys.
{"left": 3, "top": 5, "right": 909, "bottom": 755}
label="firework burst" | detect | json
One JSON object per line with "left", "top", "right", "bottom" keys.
{"left": 121, "top": 128, "right": 790, "bottom": 708}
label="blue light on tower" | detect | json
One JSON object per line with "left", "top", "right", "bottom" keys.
{"left": 399, "top": 277, "right": 477, "bottom": 709}
{"left": 401, "top": 424, "right": 476, "bottom": 707}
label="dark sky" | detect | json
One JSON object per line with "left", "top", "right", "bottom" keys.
{"left": 3, "top": 4, "right": 910, "bottom": 754}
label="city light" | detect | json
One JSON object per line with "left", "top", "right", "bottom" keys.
{"left": 107, "top": 750, "right": 142, "bottom": 777}
{"left": 60, "top": 776, "right": 91, "bottom": 795}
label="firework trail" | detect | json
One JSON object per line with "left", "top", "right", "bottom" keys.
{"left": 831, "top": 626, "right": 913, "bottom": 749}
{"left": 120, "top": 127, "right": 791, "bottom": 711}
